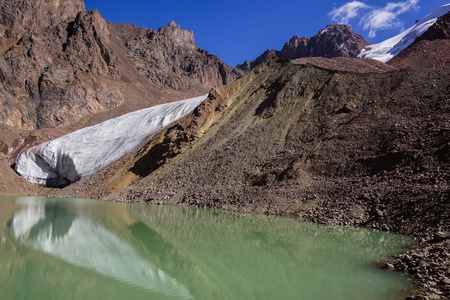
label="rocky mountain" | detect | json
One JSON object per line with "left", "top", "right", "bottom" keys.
{"left": 0, "top": 0, "right": 241, "bottom": 130}
{"left": 112, "top": 21, "right": 242, "bottom": 90}
{"left": 237, "top": 24, "right": 370, "bottom": 72}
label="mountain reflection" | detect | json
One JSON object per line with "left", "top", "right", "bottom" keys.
{"left": 10, "top": 197, "right": 193, "bottom": 299}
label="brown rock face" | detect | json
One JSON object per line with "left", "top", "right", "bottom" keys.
{"left": 0, "top": 1, "right": 241, "bottom": 129}
{"left": 113, "top": 21, "right": 243, "bottom": 90}
{"left": 237, "top": 24, "right": 371, "bottom": 72}
{"left": 308, "top": 24, "right": 371, "bottom": 58}
{"left": 415, "top": 11, "right": 450, "bottom": 41}
{"left": 280, "top": 35, "right": 309, "bottom": 59}
{"left": 0, "top": 7, "right": 122, "bottom": 129}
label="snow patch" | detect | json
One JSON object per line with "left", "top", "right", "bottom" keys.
{"left": 320, "top": 27, "right": 329, "bottom": 35}
{"left": 358, "top": 4, "right": 450, "bottom": 62}
{"left": 15, "top": 94, "right": 208, "bottom": 187}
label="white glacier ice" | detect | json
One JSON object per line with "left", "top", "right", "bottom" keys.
{"left": 358, "top": 4, "right": 450, "bottom": 62}
{"left": 15, "top": 94, "right": 208, "bottom": 187}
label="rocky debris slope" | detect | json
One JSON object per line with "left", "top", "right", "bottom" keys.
{"left": 15, "top": 94, "right": 207, "bottom": 187}
{"left": 55, "top": 57, "right": 448, "bottom": 299}
{"left": 112, "top": 21, "right": 243, "bottom": 90}
{"left": 109, "top": 57, "right": 449, "bottom": 239}
{"left": 358, "top": 4, "right": 450, "bottom": 62}
{"left": 237, "top": 24, "right": 370, "bottom": 72}
{"left": 0, "top": 0, "right": 240, "bottom": 130}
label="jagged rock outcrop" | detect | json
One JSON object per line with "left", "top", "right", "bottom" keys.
{"left": 280, "top": 35, "right": 309, "bottom": 59}
{"left": 414, "top": 10, "right": 450, "bottom": 41}
{"left": 0, "top": 0, "right": 241, "bottom": 130}
{"left": 237, "top": 24, "right": 370, "bottom": 72}
{"left": 308, "top": 24, "right": 371, "bottom": 58}
{"left": 237, "top": 49, "right": 280, "bottom": 73}
{"left": 112, "top": 21, "right": 243, "bottom": 90}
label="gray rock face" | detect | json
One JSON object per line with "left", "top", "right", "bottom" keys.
{"left": 308, "top": 24, "right": 371, "bottom": 58}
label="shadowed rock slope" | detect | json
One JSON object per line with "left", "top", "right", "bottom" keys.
{"left": 112, "top": 21, "right": 242, "bottom": 90}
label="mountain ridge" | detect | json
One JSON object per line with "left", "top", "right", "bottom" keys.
{"left": 0, "top": 0, "right": 242, "bottom": 130}
{"left": 237, "top": 24, "right": 371, "bottom": 72}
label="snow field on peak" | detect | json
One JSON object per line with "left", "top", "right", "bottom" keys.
{"left": 358, "top": 4, "right": 450, "bottom": 63}
{"left": 15, "top": 94, "right": 208, "bottom": 187}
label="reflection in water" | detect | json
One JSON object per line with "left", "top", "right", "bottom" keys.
{"left": 0, "top": 196, "right": 412, "bottom": 300}
{"left": 10, "top": 198, "right": 192, "bottom": 299}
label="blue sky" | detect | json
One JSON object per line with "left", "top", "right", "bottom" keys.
{"left": 84, "top": 0, "right": 449, "bottom": 66}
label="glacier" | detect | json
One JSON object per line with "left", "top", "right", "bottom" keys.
{"left": 15, "top": 94, "right": 208, "bottom": 187}
{"left": 358, "top": 4, "right": 450, "bottom": 62}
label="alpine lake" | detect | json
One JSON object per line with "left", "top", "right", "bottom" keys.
{"left": 0, "top": 196, "right": 413, "bottom": 300}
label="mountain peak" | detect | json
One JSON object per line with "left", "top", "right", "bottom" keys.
{"left": 168, "top": 20, "right": 180, "bottom": 28}
{"left": 157, "top": 21, "right": 195, "bottom": 47}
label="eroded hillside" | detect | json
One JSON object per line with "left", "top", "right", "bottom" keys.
{"left": 49, "top": 57, "right": 448, "bottom": 240}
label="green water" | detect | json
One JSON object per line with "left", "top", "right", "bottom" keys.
{"left": 0, "top": 196, "right": 412, "bottom": 300}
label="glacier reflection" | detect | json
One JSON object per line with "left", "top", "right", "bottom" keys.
{"left": 11, "top": 198, "right": 193, "bottom": 299}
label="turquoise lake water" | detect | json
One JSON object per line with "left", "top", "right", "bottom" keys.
{"left": 0, "top": 196, "right": 412, "bottom": 299}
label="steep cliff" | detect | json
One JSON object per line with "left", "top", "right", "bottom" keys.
{"left": 0, "top": 0, "right": 241, "bottom": 130}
